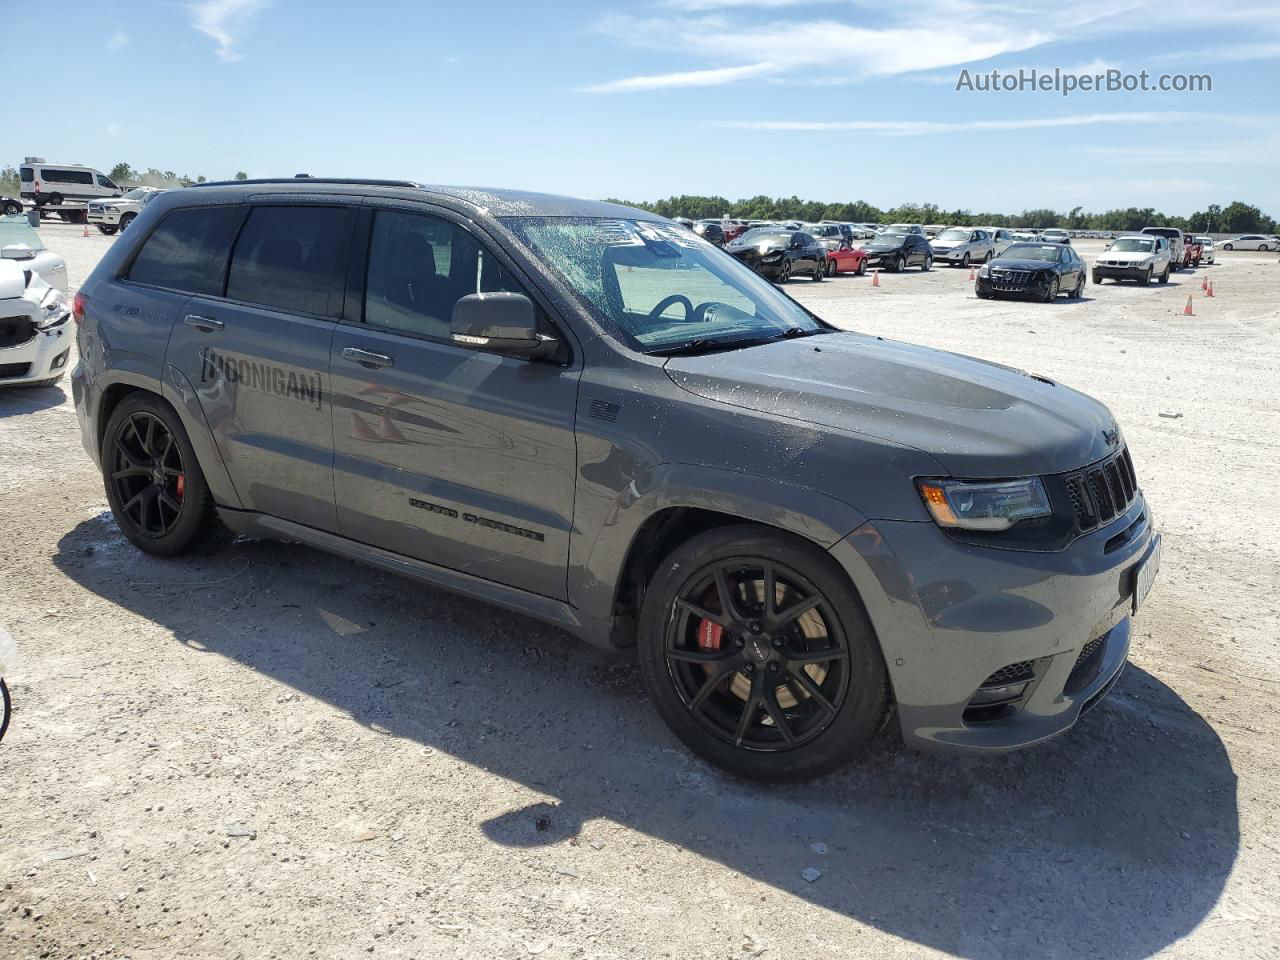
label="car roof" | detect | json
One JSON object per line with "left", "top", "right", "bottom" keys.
{"left": 186, "top": 178, "right": 662, "bottom": 221}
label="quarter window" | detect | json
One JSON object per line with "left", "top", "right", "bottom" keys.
{"left": 363, "top": 210, "right": 525, "bottom": 340}
{"left": 127, "top": 206, "right": 243, "bottom": 296}
{"left": 226, "top": 206, "right": 354, "bottom": 317}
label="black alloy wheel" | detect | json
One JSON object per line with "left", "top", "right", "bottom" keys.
{"left": 638, "top": 526, "right": 889, "bottom": 781}
{"left": 893, "top": 254, "right": 905, "bottom": 272}
{"left": 1043, "top": 277, "right": 1060, "bottom": 302}
{"left": 109, "top": 411, "right": 187, "bottom": 540}
{"left": 777, "top": 259, "right": 792, "bottom": 283}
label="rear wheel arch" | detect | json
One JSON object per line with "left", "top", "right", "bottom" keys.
{"left": 97, "top": 383, "right": 147, "bottom": 458}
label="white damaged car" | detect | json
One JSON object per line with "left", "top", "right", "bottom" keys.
{"left": 0, "top": 254, "right": 73, "bottom": 387}
{"left": 1091, "top": 234, "right": 1172, "bottom": 285}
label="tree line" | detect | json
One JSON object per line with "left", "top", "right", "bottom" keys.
{"left": 602, "top": 194, "right": 1278, "bottom": 235}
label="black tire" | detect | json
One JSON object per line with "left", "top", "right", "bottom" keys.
{"left": 921, "top": 254, "right": 932, "bottom": 272}
{"left": 97, "top": 224, "right": 118, "bottom": 236}
{"left": 976, "top": 288, "right": 993, "bottom": 299}
{"left": 960, "top": 252, "right": 970, "bottom": 269}
{"left": 1092, "top": 271, "right": 1102, "bottom": 285}
{"left": 892, "top": 255, "right": 904, "bottom": 273}
{"left": 984, "top": 249, "right": 993, "bottom": 262}
{"left": 1074, "top": 275, "right": 1086, "bottom": 298}
{"left": 776, "top": 259, "right": 792, "bottom": 283}
{"left": 1222, "top": 243, "right": 1233, "bottom": 251}
{"left": 0, "top": 678, "right": 10, "bottom": 744}
{"left": 1158, "top": 265, "right": 1170, "bottom": 284}
{"left": 637, "top": 525, "right": 889, "bottom": 782}
{"left": 1, "top": 200, "right": 20, "bottom": 216}
{"left": 1260, "top": 244, "right": 1270, "bottom": 252}
{"left": 102, "top": 393, "right": 228, "bottom": 557}
{"left": 854, "top": 258, "right": 866, "bottom": 276}
{"left": 49, "top": 193, "right": 64, "bottom": 206}
{"left": 811, "top": 259, "right": 824, "bottom": 281}
{"left": 1042, "top": 277, "right": 1060, "bottom": 302}
{"left": 825, "top": 259, "right": 837, "bottom": 278}
{"left": 1139, "top": 267, "right": 1152, "bottom": 286}
{"left": 119, "top": 213, "right": 136, "bottom": 232}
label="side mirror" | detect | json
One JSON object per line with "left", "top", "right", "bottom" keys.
{"left": 451, "top": 292, "right": 557, "bottom": 359}
{"left": 1, "top": 243, "right": 35, "bottom": 261}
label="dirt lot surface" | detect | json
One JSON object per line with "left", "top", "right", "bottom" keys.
{"left": 2, "top": 224, "right": 1277, "bottom": 959}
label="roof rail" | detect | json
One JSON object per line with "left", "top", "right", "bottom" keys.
{"left": 189, "top": 177, "right": 422, "bottom": 189}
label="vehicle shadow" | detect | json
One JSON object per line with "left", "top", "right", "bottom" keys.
{"left": 0, "top": 382, "right": 68, "bottom": 417}
{"left": 52, "top": 517, "right": 1239, "bottom": 959}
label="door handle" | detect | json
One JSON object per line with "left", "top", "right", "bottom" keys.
{"left": 341, "top": 346, "right": 394, "bottom": 369}
{"left": 184, "top": 314, "right": 223, "bottom": 332}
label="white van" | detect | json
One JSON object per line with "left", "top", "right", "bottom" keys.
{"left": 18, "top": 158, "right": 123, "bottom": 207}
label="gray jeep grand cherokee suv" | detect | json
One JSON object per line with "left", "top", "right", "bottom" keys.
{"left": 70, "top": 179, "right": 1160, "bottom": 781}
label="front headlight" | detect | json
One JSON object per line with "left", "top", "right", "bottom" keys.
{"left": 917, "top": 477, "right": 1051, "bottom": 531}
{"left": 761, "top": 252, "right": 783, "bottom": 262}
{"left": 37, "top": 291, "right": 70, "bottom": 329}
{"left": 977, "top": 264, "right": 990, "bottom": 277}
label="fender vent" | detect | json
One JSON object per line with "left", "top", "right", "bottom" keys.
{"left": 588, "top": 399, "right": 620, "bottom": 422}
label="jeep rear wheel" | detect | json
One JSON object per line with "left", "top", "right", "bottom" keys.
{"left": 637, "top": 526, "right": 889, "bottom": 782}
{"left": 102, "top": 394, "right": 228, "bottom": 557}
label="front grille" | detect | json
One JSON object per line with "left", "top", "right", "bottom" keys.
{"left": 0, "top": 362, "right": 32, "bottom": 379}
{"left": 1064, "top": 445, "right": 1138, "bottom": 532}
{"left": 0, "top": 315, "right": 35, "bottom": 350}
{"left": 991, "top": 269, "right": 1031, "bottom": 283}
{"left": 982, "top": 660, "right": 1036, "bottom": 686}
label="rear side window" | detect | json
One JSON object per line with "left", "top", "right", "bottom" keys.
{"left": 127, "top": 206, "right": 243, "bottom": 296}
{"left": 43, "top": 169, "right": 94, "bottom": 185}
{"left": 226, "top": 206, "right": 354, "bottom": 317}
{"left": 19, "top": 167, "right": 32, "bottom": 182}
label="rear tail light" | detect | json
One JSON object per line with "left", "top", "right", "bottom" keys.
{"left": 72, "top": 292, "right": 86, "bottom": 325}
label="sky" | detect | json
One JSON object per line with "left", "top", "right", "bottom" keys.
{"left": 25, "top": 0, "right": 1280, "bottom": 215}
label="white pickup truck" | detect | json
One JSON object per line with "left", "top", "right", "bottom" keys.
{"left": 87, "top": 187, "right": 164, "bottom": 235}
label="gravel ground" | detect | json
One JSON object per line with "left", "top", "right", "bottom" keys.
{"left": 2, "top": 224, "right": 1278, "bottom": 960}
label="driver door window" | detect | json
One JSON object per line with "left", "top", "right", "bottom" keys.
{"left": 364, "top": 210, "right": 525, "bottom": 341}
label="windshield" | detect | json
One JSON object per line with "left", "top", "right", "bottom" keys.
{"left": 938, "top": 229, "right": 970, "bottom": 241}
{"left": 1002, "top": 243, "right": 1061, "bottom": 261}
{"left": 0, "top": 217, "right": 46, "bottom": 251}
{"left": 1110, "top": 238, "right": 1156, "bottom": 253}
{"left": 871, "top": 232, "right": 907, "bottom": 243}
{"left": 503, "top": 217, "right": 825, "bottom": 352}
{"left": 121, "top": 188, "right": 151, "bottom": 200}
{"left": 733, "top": 228, "right": 789, "bottom": 245}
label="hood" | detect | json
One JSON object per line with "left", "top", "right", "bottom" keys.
{"left": 0, "top": 259, "right": 27, "bottom": 300}
{"left": 664, "top": 333, "right": 1117, "bottom": 477}
{"left": 988, "top": 257, "right": 1057, "bottom": 271}
{"left": 729, "top": 241, "right": 785, "bottom": 255}
{"left": 865, "top": 238, "right": 907, "bottom": 252}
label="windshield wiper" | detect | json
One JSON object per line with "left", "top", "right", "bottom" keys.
{"left": 649, "top": 327, "right": 828, "bottom": 357}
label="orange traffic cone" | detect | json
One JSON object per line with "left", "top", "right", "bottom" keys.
{"left": 871, "top": 270, "right": 880, "bottom": 287}
{"left": 1182, "top": 294, "right": 1194, "bottom": 316}
{"left": 968, "top": 265, "right": 976, "bottom": 281}
{"left": 1206, "top": 280, "right": 1215, "bottom": 297}
{"left": 82, "top": 221, "right": 90, "bottom": 238}
{"left": 1200, "top": 276, "right": 1207, "bottom": 291}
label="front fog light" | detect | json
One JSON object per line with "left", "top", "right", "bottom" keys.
{"left": 917, "top": 477, "right": 1051, "bottom": 531}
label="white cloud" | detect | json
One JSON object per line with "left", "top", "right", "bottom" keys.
{"left": 585, "top": 14, "right": 1054, "bottom": 92}
{"left": 717, "top": 111, "right": 1204, "bottom": 136}
{"left": 107, "top": 30, "right": 129, "bottom": 50}
{"left": 190, "top": 0, "right": 270, "bottom": 61}
{"left": 1150, "top": 42, "right": 1280, "bottom": 65}
{"left": 658, "top": 0, "right": 807, "bottom": 8}
{"left": 581, "top": 61, "right": 779, "bottom": 93}
{"left": 106, "top": 122, "right": 123, "bottom": 138}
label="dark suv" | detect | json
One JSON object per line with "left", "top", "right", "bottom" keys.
{"left": 71, "top": 179, "right": 1160, "bottom": 781}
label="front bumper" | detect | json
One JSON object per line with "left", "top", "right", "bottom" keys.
{"left": 730, "top": 255, "right": 787, "bottom": 277}
{"left": 975, "top": 273, "right": 1053, "bottom": 298}
{"left": 1092, "top": 263, "right": 1153, "bottom": 281}
{"left": 0, "top": 319, "right": 72, "bottom": 385}
{"left": 829, "top": 494, "right": 1156, "bottom": 752}
{"left": 863, "top": 252, "right": 905, "bottom": 268}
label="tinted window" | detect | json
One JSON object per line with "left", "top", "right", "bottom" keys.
{"left": 127, "top": 206, "right": 243, "bottom": 296}
{"left": 19, "top": 167, "right": 32, "bottom": 182}
{"left": 43, "top": 169, "right": 94, "bottom": 185}
{"left": 226, "top": 206, "right": 354, "bottom": 317}
{"left": 97, "top": 175, "right": 116, "bottom": 188}
{"left": 364, "top": 210, "right": 525, "bottom": 340}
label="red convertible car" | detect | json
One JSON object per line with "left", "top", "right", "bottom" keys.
{"left": 824, "top": 243, "right": 868, "bottom": 277}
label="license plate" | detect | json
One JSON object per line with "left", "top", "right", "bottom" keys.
{"left": 1132, "top": 534, "right": 1162, "bottom": 615}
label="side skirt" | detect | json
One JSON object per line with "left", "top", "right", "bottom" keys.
{"left": 216, "top": 508, "right": 618, "bottom": 650}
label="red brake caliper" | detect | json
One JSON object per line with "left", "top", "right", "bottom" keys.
{"left": 175, "top": 474, "right": 186, "bottom": 502}
{"left": 697, "top": 618, "right": 724, "bottom": 652}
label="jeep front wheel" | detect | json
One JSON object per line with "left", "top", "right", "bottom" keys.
{"left": 637, "top": 526, "right": 889, "bottom": 782}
